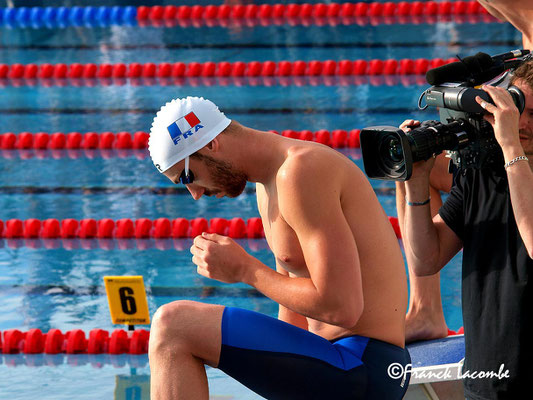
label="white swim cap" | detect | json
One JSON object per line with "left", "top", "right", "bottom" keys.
{"left": 149, "top": 96, "right": 231, "bottom": 173}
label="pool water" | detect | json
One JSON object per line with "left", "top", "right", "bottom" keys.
{"left": 0, "top": 5, "right": 521, "bottom": 399}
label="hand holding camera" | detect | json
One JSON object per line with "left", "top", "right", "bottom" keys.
{"left": 399, "top": 119, "right": 437, "bottom": 182}
{"left": 476, "top": 85, "right": 521, "bottom": 152}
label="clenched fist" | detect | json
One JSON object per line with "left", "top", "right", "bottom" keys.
{"left": 191, "top": 232, "right": 253, "bottom": 284}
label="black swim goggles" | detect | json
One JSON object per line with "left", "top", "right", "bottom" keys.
{"left": 179, "top": 156, "right": 195, "bottom": 184}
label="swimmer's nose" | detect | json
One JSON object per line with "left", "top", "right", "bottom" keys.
{"left": 186, "top": 184, "right": 205, "bottom": 200}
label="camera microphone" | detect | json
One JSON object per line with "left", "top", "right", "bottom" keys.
{"left": 426, "top": 52, "right": 493, "bottom": 85}
{"left": 426, "top": 50, "right": 530, "bottom": 86}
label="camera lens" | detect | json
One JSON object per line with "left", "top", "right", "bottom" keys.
{"left": 379, "top": 134, "right": 405, "bottom": 170}
{"left": 388, "top": 136, "right": 403, "bottom": 162}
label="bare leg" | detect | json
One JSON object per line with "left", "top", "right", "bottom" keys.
{"left": 149, "top": 300, "right": 225, "bottom": 400}
{"left": 398, "top": 155, "right": 453, "bottom": 343}
{"left": 397, "top": 182, "right": 448, "bottom": 343}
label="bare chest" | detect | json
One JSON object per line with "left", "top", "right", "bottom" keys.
{"left": 257, "top": 189, "right": 308, "bottom": 276}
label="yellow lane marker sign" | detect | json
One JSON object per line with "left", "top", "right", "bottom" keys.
{"left": 104, "top": 276, "right": 150, "bottom": 325}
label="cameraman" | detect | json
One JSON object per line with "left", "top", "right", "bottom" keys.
{"left": 403, "top": 60, "right": 533, "bottom": 399}
{"left": 401, "top": 0, "right": 533, "bottom": 341}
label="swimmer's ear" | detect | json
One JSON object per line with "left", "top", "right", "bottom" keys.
{"left": 205, "top": 138, "right": 220, "bottom": 153}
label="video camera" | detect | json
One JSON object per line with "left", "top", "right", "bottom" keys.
{"left": 360, "top": 50, "right": 531, "bottom": 181}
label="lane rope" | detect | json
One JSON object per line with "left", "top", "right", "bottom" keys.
{"left": 1, "top": 328, "right": 149, "bottom": 355}
{"left": 0, "top": 2, "right": 494, "bottom": 29}
{"left": 0, "top": 129, "right": 361, "bottom": 153}
{"left": 0, "top": 58, "right": 456, "bottom": 83}
{"left": 0, "top": 216, "right": 401, "bottom": 240}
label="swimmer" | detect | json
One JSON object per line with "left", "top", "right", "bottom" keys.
{"left": 147, "top": 97, "right": 410, "bottom": 400}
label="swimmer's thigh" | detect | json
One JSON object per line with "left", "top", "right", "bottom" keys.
{"left": 217, "top": 307, "right": 367, "bottom": 400}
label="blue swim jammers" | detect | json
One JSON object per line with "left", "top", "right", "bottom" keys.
{"left": 217, "top": 307, "right": 411, "bottom": 400}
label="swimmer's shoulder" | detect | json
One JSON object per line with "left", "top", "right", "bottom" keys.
{"left": 279, "top": 144, "right": 333, "bottom": 181}
{"left": 278, "top": 143, "right": 364, "bottom": 190}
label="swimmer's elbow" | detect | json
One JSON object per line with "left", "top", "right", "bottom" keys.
{"left": 327, "top": 300, "right": 364, "bottom": 329}
{"left": 313, "top": 287, "right": 364, "bottom": 328}
{"left": 336, "top": 312, "right": 363, "bottom": 330}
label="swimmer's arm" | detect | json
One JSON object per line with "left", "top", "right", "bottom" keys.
{"left": 257, "top": 185, "right": 307, "bottom": 328}
{"left": 277, "top": 267, "right": 309, "bottom": 330}
{"left": 242, "top": 164, "right": 363, "bottom": 329}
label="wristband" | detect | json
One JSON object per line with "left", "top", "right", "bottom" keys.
{"left": 405, "top": 196, "right": 431, "bottom": 206}
{"left": 504, "top": 155, "right": 529, "bottom": 170}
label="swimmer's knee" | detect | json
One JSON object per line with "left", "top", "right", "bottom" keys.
{"left": 149, "top": 301, "right": 204, "bottom": 357}
{"left": 150, "top": 301, "right": 222, "bottom": 360}
{"left": 152, "top": 300, "right": 201, "bottom": 333}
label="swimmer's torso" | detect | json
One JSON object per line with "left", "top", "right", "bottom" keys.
{"left": 256, "top": 140, "right": 407, "bottom": 348}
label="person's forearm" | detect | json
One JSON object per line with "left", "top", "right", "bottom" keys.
{"left": 502, "top": 146, "right": 533, "bottom": 258}
{"left": 241, "top": 258, "right": 362, "bottom": 328}
{"left": 404, "top": 178, "right": 442, "bottom": 275}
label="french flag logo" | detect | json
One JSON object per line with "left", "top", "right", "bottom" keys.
{"left": 167, "top": 112, "right": 201, "bottom": 145}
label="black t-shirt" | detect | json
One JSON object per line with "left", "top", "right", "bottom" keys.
{"left": 439, "top": 166, "right": 532, "bottom": 400}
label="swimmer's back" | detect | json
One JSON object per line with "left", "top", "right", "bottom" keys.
{"left": 282, "top": 140, "right": 407, "bottom": 347}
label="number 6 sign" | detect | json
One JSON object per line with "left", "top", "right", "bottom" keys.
{"left": 104, "top": 276, "right": 150, "bottom": 325}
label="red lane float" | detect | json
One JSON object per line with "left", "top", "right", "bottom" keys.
{"left": 1, "top": 328, "right": 149, "bottom": 355}
{"left": 0, "top": 58, "right": 457, "bottom": 84}
{"left": 0, "top": 131, "right": 149, "bottom": 150}
{"left": 0, "top": 130, "right": 358, "bottom": 152}
{"left": 0, "top": 217, "right": 266, "bottom": 239}
{"left": 0, "top": 216, "right": 402, "bottom": 239}
{"left": 137, "top": 2, "right": 490, "bottom": 24}
{"left": 137, "top": 13, "right": 495, "bottom": 29}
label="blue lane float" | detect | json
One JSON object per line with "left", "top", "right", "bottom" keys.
{"left": 0, "top": 6, "right": 137, "bottom": 28}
